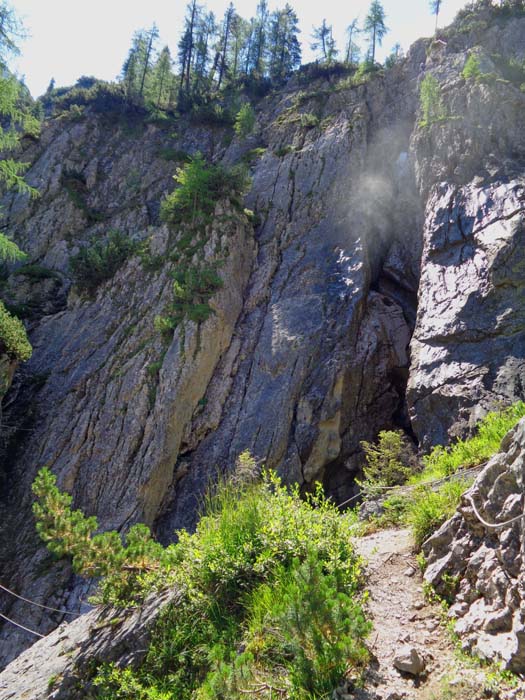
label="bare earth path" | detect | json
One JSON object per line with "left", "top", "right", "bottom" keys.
{"left": 349, "top": 528, "right": 521, "bottom": 700}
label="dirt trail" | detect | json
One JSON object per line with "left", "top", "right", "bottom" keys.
{"left": 349, "top": 528, "right": 513, "bottom": 700}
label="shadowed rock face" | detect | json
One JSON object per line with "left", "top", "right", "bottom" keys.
{"left": 1, "top": 10, "right": 525, "bottom": 669}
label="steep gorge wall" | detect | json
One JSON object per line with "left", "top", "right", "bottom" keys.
{"left": 1, "top": 10, "right": 525, "bottom": 667}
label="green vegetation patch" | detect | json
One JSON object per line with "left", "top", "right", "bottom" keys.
{"left": 155, "top": 155, "right": 250, "bottom": 336}
{"left": 359, "top": 403, "right": 525, "bottom": 547}
{"left": 33, "top": 455, "right": 370, "bottom": 699}
{"left": 69, "top": 229, "right": 138, "bottom": 295}
{"left": 419, "top": 74, "right": 447, "bottom": 127}
{"left": 0, "top": 299, "right": 32, "bottom": 361}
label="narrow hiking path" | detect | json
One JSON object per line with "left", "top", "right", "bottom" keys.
{"left": 349, "top": 528, "right": 522, "bottom": 700}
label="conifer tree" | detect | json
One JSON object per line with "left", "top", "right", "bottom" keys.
{"left": 311, "top": 19, "right": 337, "bottom": 64}
{"left": 216, "top": 3, "right": 235, "bottom": 89}
{"left": 345, "top": 19, "right": 361, "bottom": 65}
{"left": 364, "top": 0, "right": 388, "bottom": 64}
{"left": 251, "top": 0, "right": 269, "bottom": 76}
{"left": 267, "top": 4, "right": 301, "bottom": 83}
{"left": 138, "top": 24, "right": 159, "bottom": 100}
{"left": 430, "top": 0, "right": 442, "bottom": 32}
{"left": 151, "top": 46, "right": 174, "bottom": 109}
{"left": 122, "top": 26, "right": 159, "bottom": 104}
{"left": 178, "top": 0, "right": 201, "bottom": 98}
{"left": 193, "top": 11, "right": 216, "bottom": 92}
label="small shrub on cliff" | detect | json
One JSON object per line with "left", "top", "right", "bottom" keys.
{"left": 462, "top": 54, "right": 482, "bottom": 81}
{"left": 419, "top": 74, "right": 447, "bottom": 126}
{"left": 234, "top": 103, "right": 255, "bottom": 138}
{"left": 32, "top": 459, "right": 370, "bottom": 699}
{"left": 32, "top": 467, "right": 165, "bottom": 604}
{"left": 69, "top": 229, "right": 138, "bottom": 295}
{"left": 0, "top": 299, "right": 32, "bottom": 361}
{"left": 160, "top": 154, "right": 249, "bottom": 228}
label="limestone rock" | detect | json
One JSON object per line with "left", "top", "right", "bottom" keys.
{"left": 424, "top": 418, "right": 525, "bottom": 671}
{"left": 0, "top": 588, "right": 179, "bottom": 700}
{"left": 393, "top": 645, "right": 426, "bottom": 676}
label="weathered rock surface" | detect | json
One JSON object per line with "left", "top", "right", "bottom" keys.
{"left": 393, "top": 646, "right": 426, "bottom": 676}
{"left": 0, "top": 588, "right": 179, "bottom": 700}
{"left": 407, "top": 28, "right": 525, "bottom": 446}
{"left": 424, "top": 418, "right": 525, "bottom": 671}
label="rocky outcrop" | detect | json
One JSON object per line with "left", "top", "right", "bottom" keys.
{"left": 424, "top": 418, "right": 525, "bottom": 671}
{"left": 0, "top": 588, "right": 179, "bottom": 700}
{"left": 407, "top": 27, "right": 525, "bottom": 446}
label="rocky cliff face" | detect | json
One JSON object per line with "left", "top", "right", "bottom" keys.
{"left": 1, "top": 9, "right": 525, "bottom": 668}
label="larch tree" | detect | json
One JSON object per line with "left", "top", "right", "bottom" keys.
{"left": 193, "top": 11, "right": 216, "bottom": 92}
{"left": 267, "top": 4, "right": 301, "bottom": 83}
{"left": 178, "top": 0, "right": 201, "bottom": 98}
{"left": 364, "top": 0, "right": 388, "bottom": 64}
{"left": 138, "top": 24, "right": 159, "bottom": 100}
{"left": 311, "top": 19, "right": 338, "bottom": 64}
{"left": 430, "top": 0, "right": 443, "bottom": 32}
{"left": 216, "top": 3, "right": 236, "bottom": 89}
{"left": 345, "top": 18, "right": 361, "bottom": 65}
{"left": 151, "top": 46, "right": 174, "bottom": 109}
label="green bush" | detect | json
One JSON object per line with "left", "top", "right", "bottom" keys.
{"left": 419, "top": 74, "right": 447, "bottom": 126}
{"left": 359, "top": 430, "right": 417, "bottom": 496}
{"left": 234, "top": 103, "right": 255, "bottom": 138}
{"left": 0, "top": 299, "right": 32, "bottom": 361}
{"left": 69, "top": 230, "right": 138, "bottom": 295}
{"left": 462, "top": 54, "right": 482, "bottom": 81}
{"left": 368, "top": 403, "right": 525, "bottom": 547}
{"left": 33, "top": 458, "right": 370, "bottom": 699}
{"left": 160, "top": 155, "right": 249, "bottom": 228}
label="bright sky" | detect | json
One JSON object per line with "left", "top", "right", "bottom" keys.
{"left": 11, "top": 0, "right": 470, "bottom": 97}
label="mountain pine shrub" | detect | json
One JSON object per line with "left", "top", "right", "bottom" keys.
{"left": 0, "top": 299, "right": 32, "bottom": 361}
{"left": 69, "top": 229, "right": 138, "bottom": 295}
{"left": 419, "top": 74, "right": 447, "bottom": 126}
{"left": 32, "top": 460, "right": 370, "bottom": 699}
{"left": 234, "top": 103, "right": 255, "bottom": 138}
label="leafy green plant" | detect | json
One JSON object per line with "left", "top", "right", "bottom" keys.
{"left": 0, "top": 299, "right": 32, "bottom": 361}
{"left": 408, "top": 479, "right": 469, "bottom": 549}
{"left": 419, "top": 73, "right": 447, "bottom": 126}
{"left": 69, "top": 230, "right": 138, "bottom": 295}
{"left": 300, "top": 112, "right": 320, "bottom": 128}
{"left": 33, "top": 460, "right": 370, "bottom": 699}
{"left": 363, "top": 404, "right": 525, "bottom": 548}
{"left": 420, "top": 402, "right": 525, "bottom": 479}
{"left": 274, "top": 144, "right": 293, "bottom": 157}
{"left": 234, "top": 103, "right": 255, "bottom": 138}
